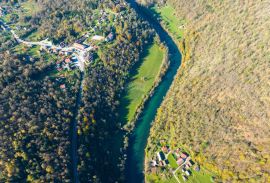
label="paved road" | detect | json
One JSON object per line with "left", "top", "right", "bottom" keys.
{"left": 3, "top": 20, "right": 90, "bottom": 72}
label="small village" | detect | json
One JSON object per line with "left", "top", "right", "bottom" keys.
{"left": 0, "top": 3, "right": 124, "bottom": 90}
{"left": 149, "top": 145, "right": 201, "bottom": 182}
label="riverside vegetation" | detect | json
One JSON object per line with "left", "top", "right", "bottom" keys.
{"left": 145, "top": 0, "right": 270, "bottom": 182}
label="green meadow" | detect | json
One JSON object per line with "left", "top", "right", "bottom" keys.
{"left": 151, "top": 5, "right": 185, "bottom": 41}
{"left": 119, "top": 43, "right": 164, "bottom": 123}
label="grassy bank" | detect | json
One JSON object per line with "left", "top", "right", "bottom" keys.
{"left": 151, "top": 5, "right": 185, "bottom": 41}
{"left": 144, "top": 4, "right": 215, "bottom": 183}
{"left": 119, "top": 43, "right": 165, "bottom": 124}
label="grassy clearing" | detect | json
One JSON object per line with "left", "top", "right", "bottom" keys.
{"left": 119, "top": 43, "right": 164, "bottom": 123}
{"left": 146, "top": 174, "right": 178, "bottom": 183}
{"left": 167, "top": 153, "right": 178, "bottom": 169}
{"left": 20, "top": 0, "right": 41, "bottom": 15}
{"left": 176, "top": 167, "right": 213, "bottom": 183}
{"left": 151, "top": 5, "right": 185, "bottom": 40}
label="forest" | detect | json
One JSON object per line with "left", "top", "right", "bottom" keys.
{"left": 0, "top": 0, "right": 154, "bottom": 182}
{"left": 145, "top": 0, "right": 270, "bottom": 182}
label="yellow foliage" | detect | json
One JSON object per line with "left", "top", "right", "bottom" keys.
{"left": 46, "top": 165, "right": 53, "bottom": 173}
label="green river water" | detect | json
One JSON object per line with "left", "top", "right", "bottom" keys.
{"left": 126, "top": 1, "right": 182, "bottom": 182}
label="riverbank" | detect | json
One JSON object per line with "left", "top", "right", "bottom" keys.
{"left": 120, "top": 42, "right": 169, "bottom": 131}
{"left": 125, "top": 1, "right": 182, "bottom": 182}
{"left": 143, "top": 3, "right": 215, "bottom": 183}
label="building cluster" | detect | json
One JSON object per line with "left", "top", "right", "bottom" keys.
{"left": 56, "top": 56, "right": 79, "bottom": 71}
{"left": 1, "top": 3, "right": 119, "bottom": 90}
{"left": 149, "top": 146, "right": 170, "bottom": 168}
{"left": 90, "top": 9, "right": 117, "bottom": 39}
{"left": 150, "top": 146, "right": 200, "bottom": 182}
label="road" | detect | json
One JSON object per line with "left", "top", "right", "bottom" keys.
{"left": 2, "top": 20, "right": 90, "bottom": 72}
{"left": 71, "top": 73, "right": 85, "bottom": 183}
{"left": 172, "top": 161, "right": 187, "bottom": 183}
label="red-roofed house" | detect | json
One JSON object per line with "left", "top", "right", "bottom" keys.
{"left": 180, "top": 153, "right": 188, "bottom": 159}
{"left": 161, "top": 146, "right": 168, "bottom": 153}
{"left": 65, "top": 58, "right": 71, "bottom": 63}
{"left": 60, "top": 84, "right": 66, "bottom": 89}
{"left": 177, "top": 158, "right": 184, "bottom": 165}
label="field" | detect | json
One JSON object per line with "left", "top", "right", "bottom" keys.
{"left": 167, "top": 153, "right": 178, "bottom": 169}
{"left": 119, "top": 43, "right": 164, "bottom": 123}
{"left": 151, "top": 5, "right": 185, "bottom": 41}
{"left": 176, "top": 167, "right": 213, "bottom": 183}
{"left": 20, "top": 0, "right": 41, "bottom": 15}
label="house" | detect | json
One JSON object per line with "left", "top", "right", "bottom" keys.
{"left": 92, "top": 35, "right": 105, "bottom": 41}
{"left": 194, "top": 165, "right": 200, "bottom": 172}
{"left": 182, "top": 175, "right": 188, "bottom": 181}
{"left": 65, "top": 58, "right": 71, "bottom": 63}
{"left": 185, "top": 163, "right": 190, "bottom": 169}
{"left": 60, "top": 84, "right": 66, "bottom": 89}
{"left": 161, "top": 146, "right": 168, "bottom": 153}
{"left": 180, "top": 152, "right": 188, "bottom": 159}
{"left": 186, "top": 160, "right": 194, "bottom": 168}
{"left": 177, "top": 158, "right": 184, "bottom": 165}
{"left": 189, "top": 160, "right": 195, "bottom": 166}
{"left": 185, "top": 170, "right": 191, "bottom": 176}
{"left": 157, "top": 151, "right": 165, "bottom": 162}
{"left": 159, "top": 161, "right": 165, "bottom": 167}
{"left": 105, "top": 32, "right": 114, "bottom": 42}
{"left": 150, "top": 160, "right": 157, "bottom": 167}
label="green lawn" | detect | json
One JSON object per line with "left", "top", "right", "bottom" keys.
{"left": 146, "top": 174, "right": 178, "bottom": 183}
{"left": 176, "top": 167, "right": 214, "bottom": 183}
{"left": 167, "top": 153, "right": 178, "bottom": 169}
{"left": 151, "top": 5, "right": 185, "bottom": 41}
{"left": 119, "top": 43, "right": 164, "bottom": 123}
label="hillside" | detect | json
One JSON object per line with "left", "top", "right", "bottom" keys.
{"left": 146, "top": 0, "right": 270, "bottom": 182}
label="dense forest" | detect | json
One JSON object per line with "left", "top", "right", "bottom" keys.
{"left": 1, "top": 0, "right": 154, "bottom": 182}
{"left": 146, "top": 0, "right": 270, "bottom": 182}
{"left": 0, "top": 53, "right": 79, "bottom": 182}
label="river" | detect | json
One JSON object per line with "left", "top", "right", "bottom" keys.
{"left": 125, "top": 1, "right": 182, "bottom": 182}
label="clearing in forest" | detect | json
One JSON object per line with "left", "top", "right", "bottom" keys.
{"left": 151, "top": 5, "right": 185, "bottom": 41}
{"left": 119, "top": 43, "right": 165, "bottom": 124}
